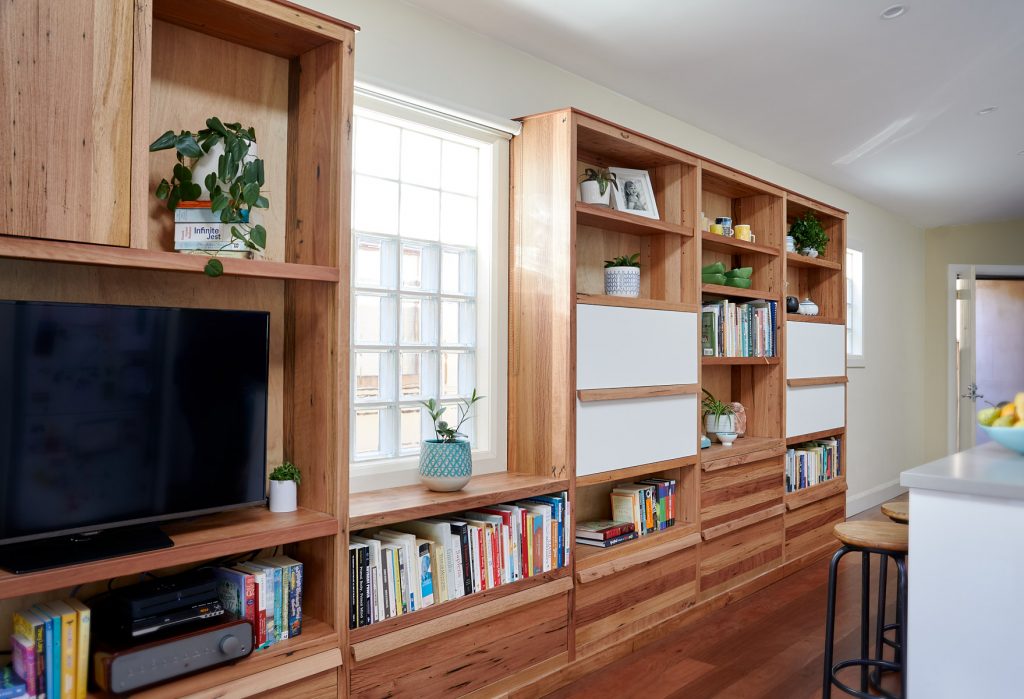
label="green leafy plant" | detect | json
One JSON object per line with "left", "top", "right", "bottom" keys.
{"left": 150, "top": 117, "right": 269, "bottom": 277}
{"left": 604, "top": 253, "right": 641, "bottom": 269}
{"left": 788, "top": 211, "right": 829, "bottom": 255}
{"left": 269, "top": 461, "right": 301, "bottom": 485}
{"left": 419, "top": 389, "right": 485, "bottom": 443}
{"left": 701, "top": 388, "right": 735, "bottom": 421}
{"left": 580, "top": 167, "right": 618, "bottom": 196}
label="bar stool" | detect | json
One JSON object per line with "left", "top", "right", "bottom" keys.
{"left": 881, "top": 501, "right": 909, "bottom": 524}
{"left": 823, "top": 521, "right": 909, "bottom": 699}
{"left": 873, "top": 501, "right": 909, "bottom": 688}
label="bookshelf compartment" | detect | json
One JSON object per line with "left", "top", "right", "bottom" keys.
{"left": 574, "top": 539, "right": 698, "bottom": 656}
{"left": 577, "top": 304, "right": 698, "bottom": 389}
{"left": 700, "top": 362, "right": 784, "bottom": 441}
{"left": 785, "top": 384, "right": 845, "bottom": 438}
{"left": 699, "top": 512, "right": 783, "bottom": 600}
{"left": 576, "top": 226, "right": 690, "bottom": 305}
{"left": 700, "top": 456, "right": 784, "bottom": 533}
{"left": 701, "top": 436, "right": 787, "bottom": 472}
{"left": 784, "top": 492, "right": 846, "bottom": 562}
{"left": 786, "top": 321, "right": 846, "bottom": 379}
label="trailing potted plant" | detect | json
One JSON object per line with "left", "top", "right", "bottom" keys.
{"left": 702, "top": 389, "right": 736, "bottom": 443}
{"left": 579, "top": 167, "right": 617, "bottom": 206}
{"left": 268, "top": 461, "right": 301, "bottom": 513}
{"left": 604, "top": 253, "right": 641, "bottom": 297}
{"left": 788, "top": 211, "right": 829, "bottom": 258}
{"left": 418, "top": 389, "right": 485, "bottom": 492}
{"left": 150, "top": 117, "right": 269, "bottom": 277}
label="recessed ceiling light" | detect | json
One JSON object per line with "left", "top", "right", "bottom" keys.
{"left": 880, "top": 5, "right": 907, "bottom": 20}
{"left": 977, "top": 106, "right": 998, "bottom": 115}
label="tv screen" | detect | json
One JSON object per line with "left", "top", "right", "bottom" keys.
{"left": 0, "top": 300, "right": 270, "bottom": 546}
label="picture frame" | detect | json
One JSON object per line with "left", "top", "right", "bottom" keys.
{"left": 609, "top": 167, "right": 659, "bottom": 220}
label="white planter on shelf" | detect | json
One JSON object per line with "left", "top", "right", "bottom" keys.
{"left": 604, "top": 266, "right": 640, "bottom": 297}
{"left": 800, "top": 247, "right": 819, "bottom": 258}
{"left": 268, "top": 479, "right": 297, "bottom": 513}
{"left": 704, "top": 413, "right": 736, "bottom": 439}
{"left": 580, "top": 180, "right": 612, "bottom": 206}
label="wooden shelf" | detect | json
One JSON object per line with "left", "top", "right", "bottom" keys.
{"left": 575, "top": 524, "right": 700, "bottom": 574}
{"left": 701, "top": 436, "right": 786, "bottom": 471}
{"left": 0, "top": 235, "right": 340, "bottom": 282}
{"left": 701, "top": 231, "right": 779, "bottom": 257}
{"left": 349, "top": 473, "right": 569, "bottom": 530}
{"left": 576, "top": 456, "right": 696, "bottom": 488}
{"left": 701, "top": 283, "right": 778, "bottom": 301}
{"left": 786, "top": 314, "right": 843, "bottom": 324}
{"left": 576, "top": 293, "right": 699, "bottom": 313}
{"left": 788, "top": 376, "right": 847, "bottom": 388}
{"left": 785, "top": 252, "right": 841, "bottom": 270}
{"left": 577, "top": 384, "right": 698, "bottom": 402}
{"left": 787, "top": 427, "right": 846, "bottom": 446}
{"left": 88, "top": 617, "right": 340, "bottom": 698}
{"left": 0, "top": 507, "right": 338, "bottom": 599}
{"left": 785, "top": 478, "right": 848, "bottom": 511}
{"left": 702, "top": 356, "right": 779, "bottom": 366}
{"left": 576, "top": 202, "right": 694, "bottom": 238}
{"left": 348, "top": 567, "right": 570, "bottom": 648}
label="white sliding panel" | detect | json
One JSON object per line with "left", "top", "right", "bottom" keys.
{"left": 786, "top": 384, "right": 845, "bottom": 438}
{"left": 786, "top": 321, "right": 846, "bottom": 379}
{"left": 577, "top": 304, "right": 697, "bottom": 389}
{"left": 576, "top": 394, "right": 698, "bottom": 477}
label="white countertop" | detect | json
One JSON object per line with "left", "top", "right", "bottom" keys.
{"left": 900, "top": 441, "right": 1024, "bottom": 500}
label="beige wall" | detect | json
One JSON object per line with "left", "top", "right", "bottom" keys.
{"left": 923, "top": 219, "right": 1024, "bottom": 461}
{"left": 308, "top": 0, "right": 927, "bottom": 511}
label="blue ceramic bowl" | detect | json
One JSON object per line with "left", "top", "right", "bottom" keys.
{"left": 982, "top": 426, "right": 1024, "bottom": 455}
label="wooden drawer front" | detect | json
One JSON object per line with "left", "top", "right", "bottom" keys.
{"left": 577, "top": 305, "right": 698, "bottom": 389}
{"left": 701, "top": 457, "right": 784, "bottom": 531}
{"left": 575, "top": 544, "right": 698, "bottom": 655}
{"left": 786, "top": 321, "right": 846, "bottom": 379}
{"left": 785, "top": 493, "right": 846, "bottom": 562}
{"left": 786, "top": 384, "right": 845, "bottom": 438}
{"left": 349, "top": 594, "right": 569, "bottom": 698}
{"left": 251, "top": 669, "right": 338, "bottom": 699}
{"left": 699, "top": 515, "right": 783, "bottom": 600}
{"left": 576, "top": 394, "right": 698, "bottom": 477}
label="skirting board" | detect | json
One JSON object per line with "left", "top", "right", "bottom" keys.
{"left": 846, "top": 479, "right": 907, "bottom": 515}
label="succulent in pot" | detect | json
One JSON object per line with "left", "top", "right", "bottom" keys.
{"left": 268, "top": 461, "right": 301, "bottom": 513}
{"left": 702, "top": 389, "right": 736, "bottom": 442}
{"left": 604, "top": 253, "right": 641, "bottom": 297}
{"left": 579, "top": 167, "right": 618, "bottom": 206}
{"left": 417, "top": 389, "right": 485, "bottom": 492}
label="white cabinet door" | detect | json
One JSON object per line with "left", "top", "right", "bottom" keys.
{"left": 577, "top": 305, "right": 697, "bottom": 389}
{"left": 786, "top": 322, "right": 846, "bottom": 379}
{"left": 786, "top": 384, "right": 845, "bottom": 438}
{"left": 576, "top": 394, "right": 698, "bottom": 477}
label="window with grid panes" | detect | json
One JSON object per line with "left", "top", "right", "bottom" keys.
{"left": 351, "top": 101, "right": 503, "bottom": 471}
{"left": 846, "top": 247, "right": 864, "bottom": 363}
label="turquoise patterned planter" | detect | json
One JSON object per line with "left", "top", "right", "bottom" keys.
{"left": 419, "top": 439, "right": 472, "bottom": 492}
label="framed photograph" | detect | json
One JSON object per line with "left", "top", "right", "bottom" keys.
{"left": 609, "top": 167, "right": 659, "bottom": 220}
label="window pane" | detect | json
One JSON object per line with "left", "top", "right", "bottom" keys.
{"left": 354, "top": 117, "right": 400, "bottom": 179}
{"left": 354, "top": 237, "right": 386, "bottom": 288}
{"left": 400, "top": 406, "right": 422, "bottom": 452}
{"left": 440, "top": 351, "right": 474, "bottom": 398}
{"left": 441, "top": 248, "right": 476, "bottom": 295}
{"left": 440, "top": 192, "right": 477, "bottom": 246}
{"left": 355, "top": 352, "right": 381, "bottom": 400}
{"left": 355, "top": 408, "right": 384, "bottom": 457}
{"left": 441, "top": 300, "right": 475, "bottom": 346}
{"left": 400, "top": 297, "right": 437, "bottom": 345}
{"left": 355, "top": 294, "right": 394, "bottom": 345}
{"left": 400, "top": 351, "right": 423, "bottom": 398}
{"left": 401, "top": 131, "right": 441, "bottom": 187}
{"left": 400, "top": 184, "right": 440, "bottom": 240}
{"left": 353, "top": 175, "right": 399, "bottom": 235}
{"left": 441, "top": 141, "right": 478, "bottom": 196}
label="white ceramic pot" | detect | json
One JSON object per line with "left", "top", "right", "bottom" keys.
{"left": 798, "top": 299, "right": 820, "bottom": 316}
{"left": 604, "top": 266, "right": 640, "bottom": 297}
{"left": 580, "top": 180, "right": 612, "bottom": 206}
{"left": 785, "top": 236, "right": 796, "bottom": 252}
{"left": 716, "top": 431, "right": 738, "bottom": 447}
{"left": 800, "top": 247, "right": 819, "bottom": 258}
{"left": 268, "top": 479, "right": 297, "bottom": 513}
{"left": 705, "top": 414, "right": 736, "bottom": 436}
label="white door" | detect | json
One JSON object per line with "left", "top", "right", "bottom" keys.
{"left": 955, "top": 266, "right": 978, "bottom": 452}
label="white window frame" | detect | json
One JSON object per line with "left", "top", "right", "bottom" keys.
{"left": 846, "top": 243, "right": 865, "bottom": 368}
{"left": 349, "top": 88, "right": 512, "bottom": 493}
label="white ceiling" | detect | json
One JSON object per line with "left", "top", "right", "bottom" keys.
{"left": 403, "top": 0, "right": 1024, "bottom": 228}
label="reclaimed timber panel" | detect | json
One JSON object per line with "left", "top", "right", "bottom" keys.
{"left": 784, "top": 492, "right": 846, "bottom": 561}
{"left": 576, "top": 530, "right": 701, "bottom": 584}
{"left": 576, "top": 293, "right": 698, "bottom": 313}
{"left": 699, "top": 514, "right": 784, "bottom": 600}
{"left": 702, "top": 504, "right": 786, "bottom": 541}
{"left": 576, "top": 202, "right": 693, "bottom": 238}
{"left": 250, "top": 669, "right": 338, "bottom": 699}
{"left": 784, "top": 478, "right": 848, "bottom": 511}
{"left": 700, "top": 457, "right": 784, "bottom": 531}
{"left": 701, "top": 437, "right": 786, "bottom": 471}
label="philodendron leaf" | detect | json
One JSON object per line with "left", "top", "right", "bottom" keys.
{"left": 175, "top": 134, "right": 203, "bottom": 159}
{"left": 250, "top": 224, "right": 267, "bottom": 250}
{"left": 167, "top": 187, "right": 181, "bottom": 211}
{"left": 242, "top": 182, "right": 260, "bottom": 206}
{"left": 211, "top": 193, "right": 229, "bottom": 213}
{"left": 154, "top": 179, "right": 170, "bottom": 200}
{"left": 149, "top": 130, "right": 177, "bottom": 151}
{"left": 183, "top": 182, "right": 202, "bottom": 201}
{"left": 254, "top": 196, "right": 269, "bottom": 209}
{"left": 243, "top": 161, "right": 258, "bottom": 184}
{"left": 204, "top": 258, "right": 224, "bottom": 277}
{"left": 256, "top": 159, "right": 265, "bottom": 187}
{"left": 205, "top": 172, "right": 218, "bottom": 194}
{"left": 173, "top": 163, "right": 191, "bottom": 183}
{"left": 230, "top": 226, "right": 245, "bottom": 241}
{"left": 206, "top": 116, "right": 228, "bottom": 137}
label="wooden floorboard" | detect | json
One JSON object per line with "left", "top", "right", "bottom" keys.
{"left": 545, "top": 494, "right": 908, "bottom": 699}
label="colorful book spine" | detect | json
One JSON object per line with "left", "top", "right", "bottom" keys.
{"left": 12, "top": 610, "right": 45, "bottom": 699}
{"left": 63, "top": 599, "right": 90, "bottom": 699}
{"left": 30, "top": 605, "right": 58, "bottom": 699}
{"left": 0, "top": 666, "right": 27, "bottom": 699}
{"left": 10, "top": 634, "right": 36, "bottom": 698}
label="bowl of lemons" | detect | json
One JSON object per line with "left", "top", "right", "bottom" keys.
{"left": 978, "top": 393, "right": 1024, "bottom": 454}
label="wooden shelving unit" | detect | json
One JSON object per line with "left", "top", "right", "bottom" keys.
{"left": 576, "top": 293, "right": 698, "bottom": 312}
{"left": 576, "top": 202, "right": 694, "bottom": 237}
{"left": 786, "top": 252, "right": 842, "bottom": 270}
{"left": 702, "top": 356, "right": 780, "bottom": 366}
{"left": 702, "top": 231, "right": 779, "bottom": 257}
{"left": 701, "top": 283, "right": 780, "bottom": 301}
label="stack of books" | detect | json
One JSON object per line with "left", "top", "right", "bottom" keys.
{"left": 610, "top": 478, "right": 677, "bottom": 537}
{"left": 786, "top": 437, "right": 842, "bottom": 492}
{"left": 701, "top": 299, "right": 777, "bottom": 358}
{"left": 575, "top": 520, "right": 637, "bottom": 548}
{"left": 213, "top": 556, "right": 304, "bottom": 651}
{"left": 174, "top": 201, "right": 255, "bottom": 258}
{"left": 9, "top": 598, "right": 91, "bottom": 699}
{"left": 348, "top": 491, "right": 570, "bottom": 629}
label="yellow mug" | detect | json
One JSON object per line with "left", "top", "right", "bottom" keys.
{"left": 710, "top": 223, "right": 724, "bottom": 235}
{"left": 734, "top": 224, "right": 751, "bottom": 241}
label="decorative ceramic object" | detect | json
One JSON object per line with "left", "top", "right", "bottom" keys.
{"left": 605, "top": 266, "right": 640, "bottom": 297}
{"left": 730, "top": 402, "right": 747, "bottom": 437}
{"left": 268, "top": 480, "right": 297, "bottom": 513}
{"left": 419, "top": 439, "right": 473, "bottom": 492}
{"left": 579, "top": 179, "right": 611, "bottom": 206}
{"left": 786, "top": 296, "right": 800, "bottom": 313}
{"left": 785, "top": 235, "right": 797, "bottom": 252}
{"left": 800, "top": 247, "right": 819, "bottom": 258}
{"left": 715, "top": 431, "right": 738, "bottom": 447}
{"left": 799, "top": 298, "right": 819, "bottom": 316}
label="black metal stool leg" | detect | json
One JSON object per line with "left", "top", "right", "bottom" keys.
{"left": 861, "top": 551, "right": 870, "bottom": 692}
{"left": 823, "top": 545, "right": 851, "bottom": 699}
{"left": 895, "top": 555, "right": 909, "bottom": 699}
{"left": 875, "top": 552, "right": 888, "bottom": 664}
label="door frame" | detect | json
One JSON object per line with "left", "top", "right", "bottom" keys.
{"left": 947, "top": 264, "right": 1024, "bottom": 454}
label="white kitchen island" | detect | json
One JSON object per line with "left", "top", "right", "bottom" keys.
{"left": 900, "top": 441, "right": 1024, "bottom": 699}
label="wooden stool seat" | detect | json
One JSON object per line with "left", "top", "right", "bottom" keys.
{"left": 881, "top": 501, "right": 909, "bottom": 524}
{"left": 833, "top": 522, "right": 908, "bottom": 553}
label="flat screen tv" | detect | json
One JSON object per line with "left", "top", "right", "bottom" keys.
{"left": 0, "top": 300, "right": 270, "bottom": 573}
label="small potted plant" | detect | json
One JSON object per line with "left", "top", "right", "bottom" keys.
{"left": 579, "top": 168, "right": 617, "bottom": 206}
{"left": 150, "top": 117, "right": 269, "bottom": 277}
{"left": 604, "top": 253, "right": 641, "bottom": 297}
{"left": 702, "top": 389, "right": 736, "bottom": 444}
{"left": 268, "top": 462, "right": 301, "bottom": 513}
{"left": 788, "top": 211, "right": 829, "bottom": 258}
{"left": 418, "top": 390, "right": 485, "bottom": 492}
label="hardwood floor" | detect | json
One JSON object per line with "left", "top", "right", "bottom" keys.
{"left": 546, "top": 495, "right": 908, "bottom": 699}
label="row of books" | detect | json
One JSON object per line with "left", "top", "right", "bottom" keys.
{"left": 174, "top": 201, "right": 257, "bottom": 258}
{"left": 213, "top": 556, "right": 304, "bottom": 650}
{"left": 9, "top": 598, "right": 91, "bottom": 699}
{"left": 786, "top": 438, "right": 842, "bottom": 492}
{"left": 577, "top": 478, "right": 678, "bottom": 549}
{"left": 349, "top": 492, "right": 570, "bottom": 629}
{"left": 701, "top": 299, "right": 777, "bottom": 358}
